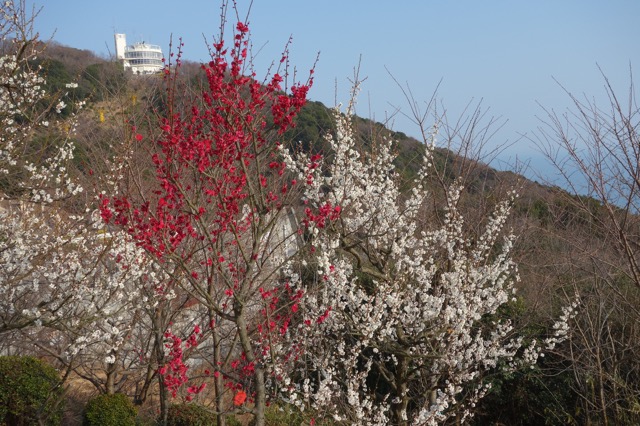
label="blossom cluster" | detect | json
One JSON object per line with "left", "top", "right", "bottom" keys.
{"left": 281, "top": 97, "right": 544, "bottom": 424}
{"left": 0, "top": 1, "right": 164, "bottom": 395}
{"left": 98, "top": 17, "right": 324, "bottom": 417}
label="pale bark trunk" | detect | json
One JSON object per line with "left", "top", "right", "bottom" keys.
{"left": 391, "top": 354, "right": 409, "bottom": 426}
{"left": 235, "top": 303, "right": 266, "bottom": 426}
{"left": 154, "top": 307, "right": 169, "bottom": 426}
{"left": 210, "top": 309, "right": 226, "bottom": 426}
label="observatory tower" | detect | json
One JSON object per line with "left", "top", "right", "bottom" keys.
{"left": 114, "top": 34, "right": 163, "bottom": 75}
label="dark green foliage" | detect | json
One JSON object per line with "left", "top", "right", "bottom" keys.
{"left": 80, "top": 62, "right": 127, "bottom": 102}
{"left": 289, "top": 99, "right": 432, "bottom": 192}
{"left": 83, "top": 393, "right": 137, "bottom": 426}
{"left": 0, "top": 356, "right": 65, "bottom": 426}
{"left": 30, "top": 57, "right": 127, "bottom": 107}
{"left": 166, "top": 403, "right": 217, "bottom": 426}
{"left": 543, "top": 194, "right": 605, "bottom": 233}
{"left": 529, "top": 198, "right": 552, "bottom": 226}
{"left": 394, "top": 137, "right": 426, "bottom": 191}
{"left": 471, "top": 299, "right": 579, "bottom": 425}
{"left": 36, "top": 59, "right": 72, "bottom": 94}
{"left": 29, "top": 58, "right": 77, "bottom": 117}
{"left": 285, "top": 100, "right": 334, "bottom": 154}
{"left": 472, "top": 360, "right": 578, "bottom": 426}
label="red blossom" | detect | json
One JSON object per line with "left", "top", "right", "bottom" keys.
{"left": 236, "top": 22, "right": 249, "bottom": 33}
{"left": 99, "top": 16, "right": 327, "bottom": 412}
{"left": 233, "top": 390, "right": 247, "bottom": 406}
{"left": 317, "top": 307, "right": 332, "bottom": 324}
{"left": 158, "top": 328, "right": 204, "bottom": 398}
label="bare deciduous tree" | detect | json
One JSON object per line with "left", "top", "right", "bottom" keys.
{"left": 535, "top": 69, "right": 640, "bottom": 425}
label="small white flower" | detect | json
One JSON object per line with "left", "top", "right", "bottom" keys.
{"left": 55, "top": 100, "right": 66, "bottom": 113}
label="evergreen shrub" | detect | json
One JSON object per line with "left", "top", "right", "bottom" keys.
{"left": 83, "top": 393, "right": 137, "bottom": 426}
{"left": 0, "top": 355, "right": 64, "bottom": 426}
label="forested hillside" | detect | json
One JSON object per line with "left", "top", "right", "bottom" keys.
{"left": 1, "top": 2, "right": 639, "bottom": 425}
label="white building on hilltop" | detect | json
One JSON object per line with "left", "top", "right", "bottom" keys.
{"left": 114, "top": 34, "right": 163, "bottom": 75}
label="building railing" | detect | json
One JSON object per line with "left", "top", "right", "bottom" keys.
{"left": 127, "top": 58, "right": 163, "bottom": 66}
{"left": 125, "top": 51, "right": 163, "bottom": 59}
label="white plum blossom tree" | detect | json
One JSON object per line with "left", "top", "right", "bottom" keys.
{"left": 0, "top": 1, "right": 160, "bottom": 395}
{"left": 282, "top": 93, "right": 562, "bottom": 425}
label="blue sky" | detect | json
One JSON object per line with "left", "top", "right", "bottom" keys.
{"left": 29, "top": 1, "right": 640, "bottom": 178}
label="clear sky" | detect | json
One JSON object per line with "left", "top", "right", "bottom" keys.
{"left": 27, "top": 0, "right": 640, "bottom": 178}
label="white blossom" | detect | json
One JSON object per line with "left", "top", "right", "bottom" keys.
{"left": 282, "top": 96, "right": 551, "bottom": 424}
